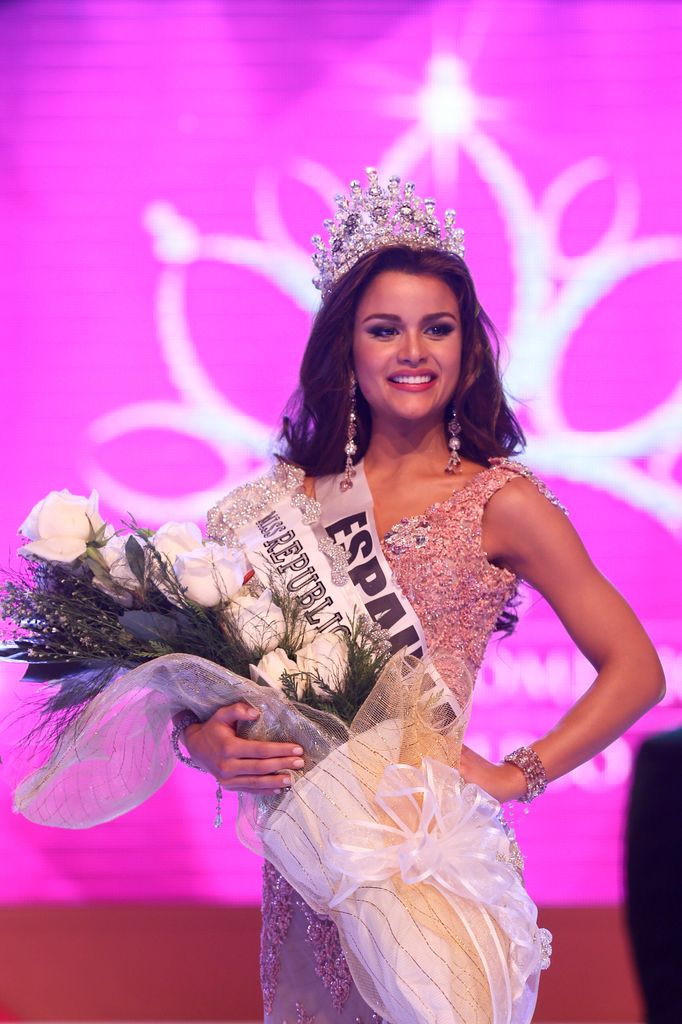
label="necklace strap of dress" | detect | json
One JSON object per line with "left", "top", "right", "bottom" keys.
{"left": 485, "top": 459, "right": 569, "bottom": 515}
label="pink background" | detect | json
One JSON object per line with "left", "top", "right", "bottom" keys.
{"left": 1, "top": 0, "right": 681, "bottom": 906}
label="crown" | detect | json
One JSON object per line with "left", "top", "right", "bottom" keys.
{"left": 311, "top": 167, "right": 465, "bottom": 299}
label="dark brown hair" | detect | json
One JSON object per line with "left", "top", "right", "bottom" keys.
{"left": 279, "top": 245, "right": 525, "bottom": 475}
{"left": 278, "top": 244, "right": 525, "bottom": 636}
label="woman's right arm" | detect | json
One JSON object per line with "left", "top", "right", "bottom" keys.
{"left": 181, "top": 703, "right": 305, "bottom": 792}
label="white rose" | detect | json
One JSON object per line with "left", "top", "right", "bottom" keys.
{"left": 296, "top": 632, "right": 349, "bottom": 689}
{"left": 253, "top": 648, "right": 300, "bottom": 691}
{"left": 18, "top": 488, "right": 105, "bottom": 563}
{"left": 99, "top": 534, "right": 141, "bottom": 591}
{"left": 173, "top": 543, "right": 248, "bottom": 607}
{"left": 151, "top": 521, "right": 203, "bottom": 566}
{"left": 230, "top": 589, "right": 286, "bottom": 653}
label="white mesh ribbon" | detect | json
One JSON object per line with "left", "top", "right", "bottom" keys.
{"left": 11, "top": 649, "right": 545, "bottom": 1023}
{"left": 11, "top": 653, "right": 349, "bottom": 830}
{"left": 260, "top": 653, "right": 545, "bottom": 1024}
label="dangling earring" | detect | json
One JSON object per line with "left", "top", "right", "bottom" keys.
{"left": 445, "top": 403, "right": 462, "bottom": 474}
{"left": 340, "top": 371, "right": 358, "bottom": 492}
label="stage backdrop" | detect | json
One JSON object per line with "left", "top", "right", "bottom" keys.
{"left": 0, "top": 0, "right": 681, "bottom": 906}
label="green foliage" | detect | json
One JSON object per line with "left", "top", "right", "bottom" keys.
{"left": 0, "top": 526, "right": 394, "bottom": 738}
{"left": 278, "top": 613, "right": 392, "bottom": 725}
{"left": 124, "top": 536, "right": 146, "bottom": 584}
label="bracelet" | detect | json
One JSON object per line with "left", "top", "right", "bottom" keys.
{"left": 503, "top": 746, "right": 548, "bottom": 803}
{"left": 171, "top": 710, "right": 225, "bottom": 829}
{"left": 171, "top": 711, "right": 208, "bottom": 774}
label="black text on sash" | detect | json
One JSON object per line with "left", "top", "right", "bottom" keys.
{"left": 255, "top": 511, "right": 348, "bottom": 636}
{"left": 325, "top": 512, "right": 423, "bottom": 658}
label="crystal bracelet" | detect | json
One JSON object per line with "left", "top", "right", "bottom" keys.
{"left": 503, "top": 745, "right": 548, "bottom": 803}
{"left": 171, "top": 710, "right": 224, "bottom": 829}
{"left": 171, "top": 710, "right": 207, "bottom": 772}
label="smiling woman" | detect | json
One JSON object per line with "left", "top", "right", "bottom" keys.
{"left": 3, "top": 165, "right": 660, "bottom": 1024}
{"left": 176, "top": 172, "right": 664, "bottom": 1024}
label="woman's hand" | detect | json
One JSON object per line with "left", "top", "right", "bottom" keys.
{"left": 181, "top": 702, "right": 305, "bottom": 793}
{"left": 458, "top": 744, "right": 527, "bottom": 804}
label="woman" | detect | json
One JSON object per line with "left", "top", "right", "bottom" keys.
{"left": 179, "top": 172, "right": 665, "bottom": 1023}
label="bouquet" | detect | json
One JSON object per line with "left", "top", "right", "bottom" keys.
{"left": 0, "top": 487, "right": 392, "bottom": 739}
{"left": 0, "top": 484, "right": 550, "bottom": 1024}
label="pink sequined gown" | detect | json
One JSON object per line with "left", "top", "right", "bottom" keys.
{"left": 261, "top": 460, "right": 562, "bottom": 1024}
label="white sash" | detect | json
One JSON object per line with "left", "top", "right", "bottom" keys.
{"left": 313, "top": 461, "right": 427, "bottom": 659}
{"left": 234, "top": 494, "right": 364, "bottom": 638}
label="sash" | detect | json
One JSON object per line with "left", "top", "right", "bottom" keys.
{"left": 211, "top": 461, "right": 427, "bottom": 658}
{"left": 314, "top": 462, "right": 426, "bottom": 659}
{"left": 233, "top": 492, "right": 363, "bottom": 638}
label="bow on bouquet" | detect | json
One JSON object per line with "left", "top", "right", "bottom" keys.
{"left": 0, "top": 487, "right": 550, "bottom": 1024}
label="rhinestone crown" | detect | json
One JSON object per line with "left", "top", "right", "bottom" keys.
{"left": 311, "top": 167, "right": 465, "bottom": 299}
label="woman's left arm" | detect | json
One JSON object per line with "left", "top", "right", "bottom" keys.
{"left": 459, "top": 477, "right": 666, "bottom": 803}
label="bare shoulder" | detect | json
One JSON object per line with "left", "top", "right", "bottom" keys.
{"left": 486, "top": 472, "right": 565, "bottom": 521}
{"left": 482, "top": 471, "right": 583, "bottom": 579}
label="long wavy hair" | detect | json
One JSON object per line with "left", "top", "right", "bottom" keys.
{"left": 278, "top": 245, "right": 525, "bottom": 636}
{"left": 279, "top": 245, "right": 525, "bottom": 475}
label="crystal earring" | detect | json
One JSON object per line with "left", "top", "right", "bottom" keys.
{"left": 445, "top": 404, "right": 462, "bottom": 474}
{"left": 340, "top": 372, "right": 358, "bottom": 492}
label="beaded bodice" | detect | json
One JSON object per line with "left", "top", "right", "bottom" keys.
{"left": 380, "top": 458, "right": 555, "bottom": 676}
